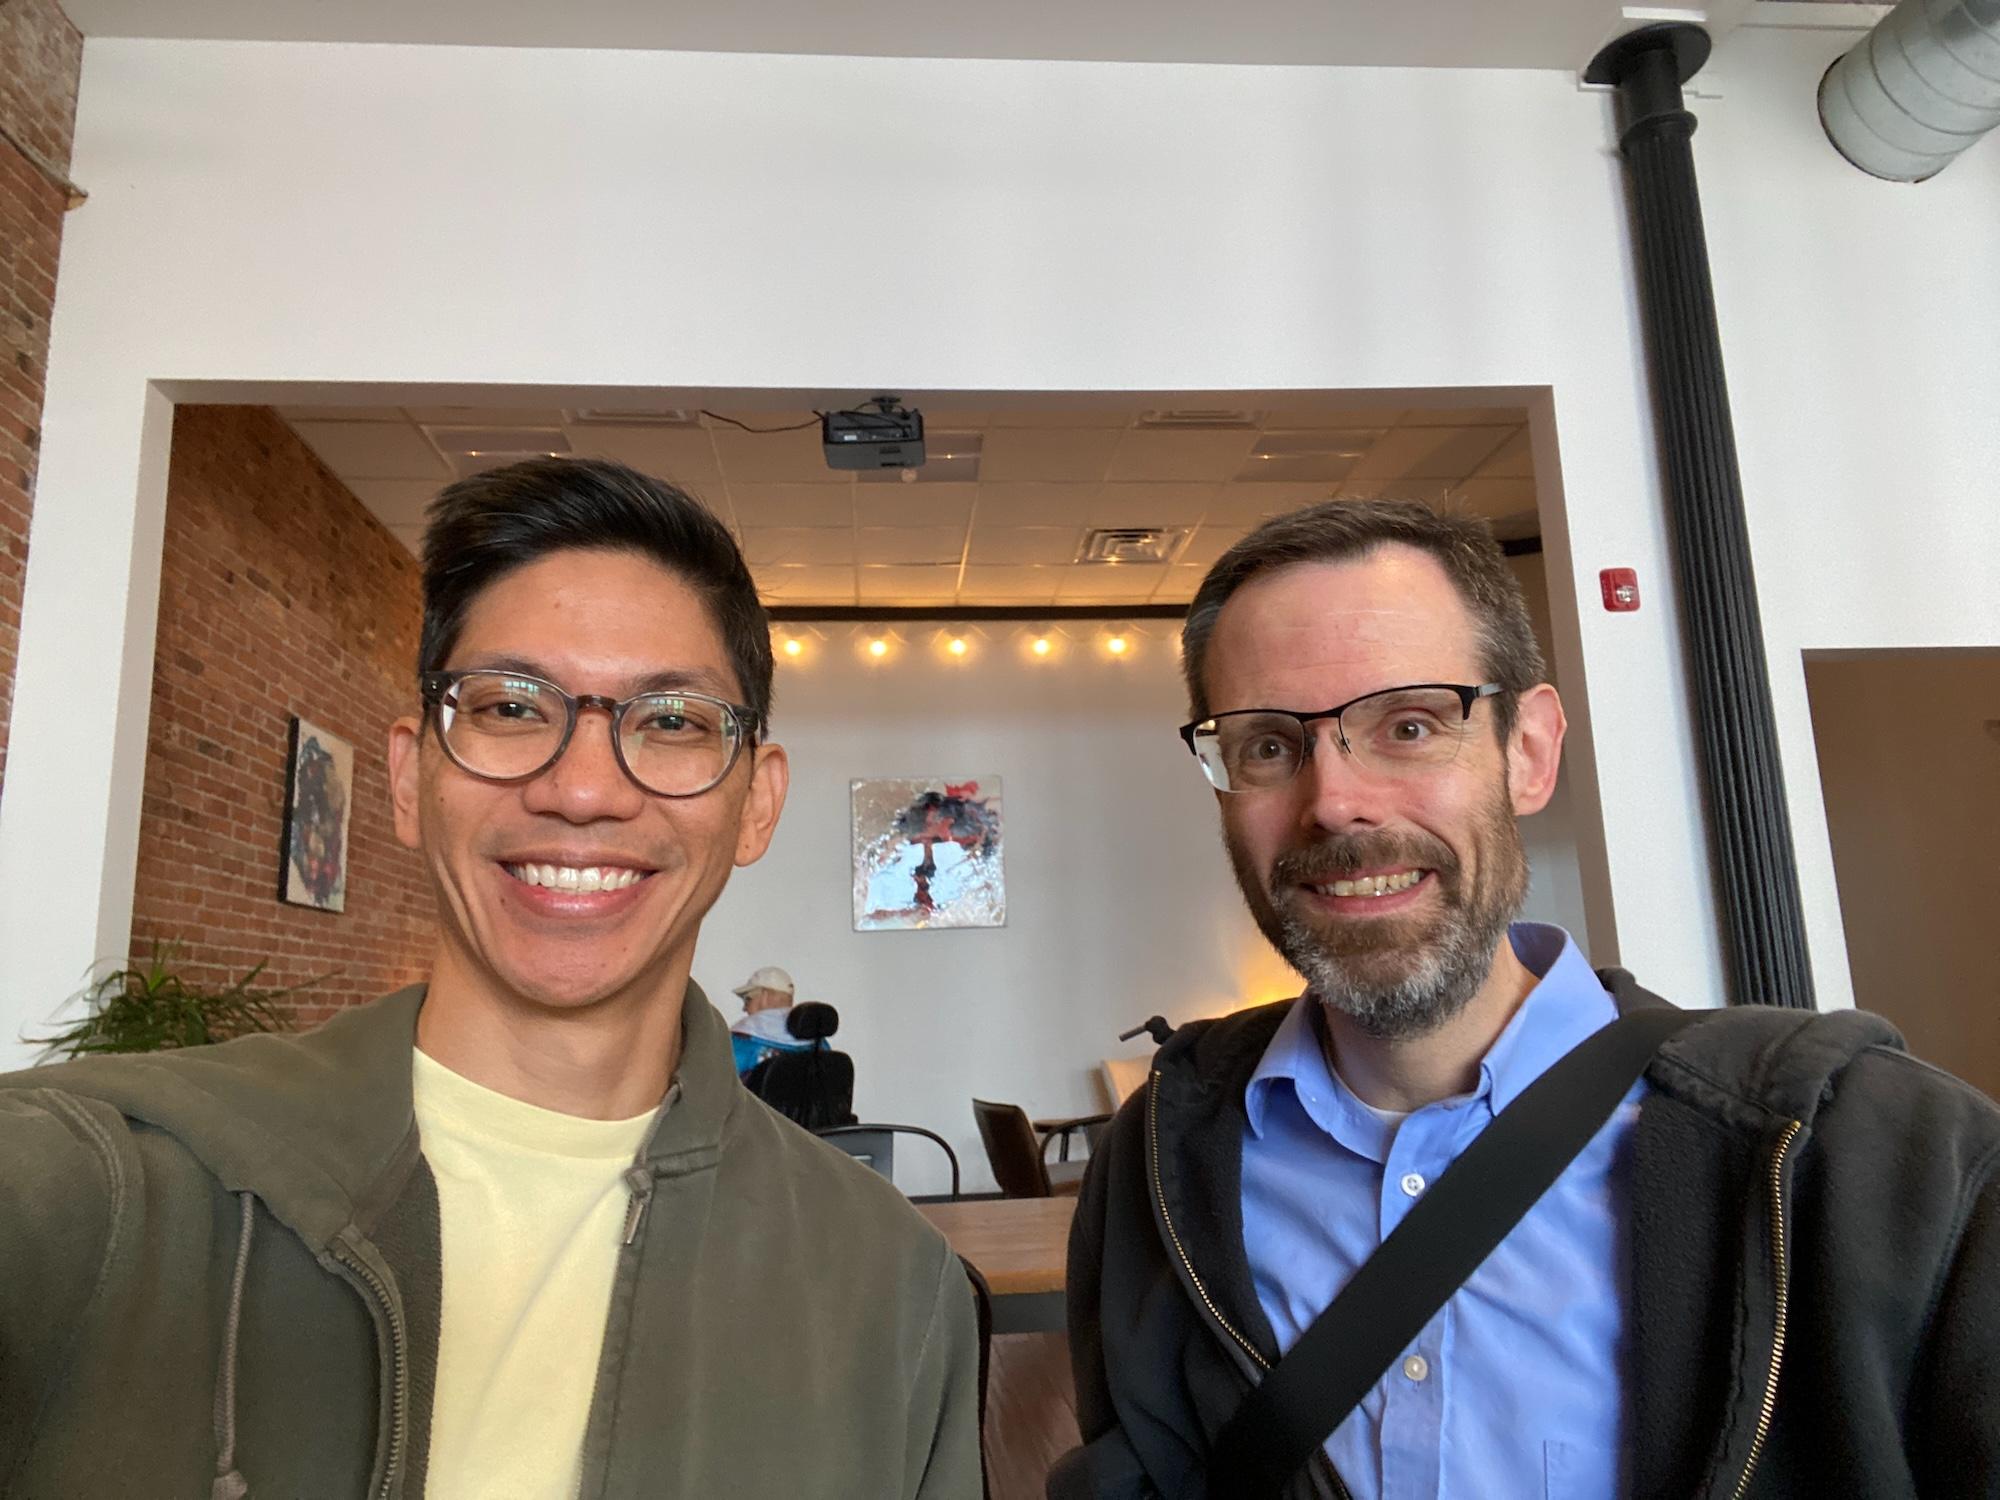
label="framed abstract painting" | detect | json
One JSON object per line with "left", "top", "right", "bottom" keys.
{"left": 851, "top": 777, "right": 1005, "bottom": 931}
{"left": 279, "top": 716, "right": 354, "bottom": 913}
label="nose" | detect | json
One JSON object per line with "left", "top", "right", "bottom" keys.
{"left": 1295, "top": 720, "right": 1393, "bottom": 834}
{"left": 520, "top": 704, "right": 647, "bottom": 822}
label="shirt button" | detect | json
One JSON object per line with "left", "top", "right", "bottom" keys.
{"left": 1399, "top": 1172, "right": 1426, "bottom": 1197}
{"left": 1403, "top": 1354, "right": 1430, "bottom": 1382}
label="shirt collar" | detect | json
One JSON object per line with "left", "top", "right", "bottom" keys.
{"left": 1472, "top": 922, "right": 1617, "bottom": 1114}
{"left": 1241, "top": 922, "right": 1613, "bottom": 1143}
{"left": 1245, "top": 992, "right": 1402, "bottom": 1164}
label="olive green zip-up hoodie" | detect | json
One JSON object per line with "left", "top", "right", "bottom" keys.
{"left": 0, "top": 981, "right": 982, "bottom": 1499}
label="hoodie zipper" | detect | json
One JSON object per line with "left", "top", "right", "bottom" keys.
{"left": 1147, "top": 1073, "right": 1351, "bottom": 1500}
{"left": 1727, "top": 1119, "right": 1801, "bottom": 1500}
{"left": 331, "top": 1242, "right": 410, "bottom": 1500}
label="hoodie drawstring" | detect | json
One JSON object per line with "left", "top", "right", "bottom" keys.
{"left": 211, "top": 1190, "right": 254, "bottom": 1500}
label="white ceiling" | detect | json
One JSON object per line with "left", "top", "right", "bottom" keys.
{"left": 65, "top": 0, "right": 1688, "bottom": 71}
{"left": 277, "top": 401, "right": 1538, "bottom": 608}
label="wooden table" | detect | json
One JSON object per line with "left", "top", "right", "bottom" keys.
{"left": 919, "top": 1196, "right": 1075, "bottom": 1331}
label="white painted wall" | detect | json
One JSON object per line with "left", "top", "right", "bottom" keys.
{"left": 699, "top": 606, "right": 1592, "bottom": 1195}
{"left": 1701, "top": 23, "right": 2000, "bottom": 1014}
{"left": 11, "top": 14, "right": 1997, "bottom": 1065}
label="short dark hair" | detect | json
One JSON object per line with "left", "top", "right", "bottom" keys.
{"left": 419, "top": 457, "right": 774, "bottom": 728}
{"left": 1181, "top": 499, "right": 1544, "bottom": 737}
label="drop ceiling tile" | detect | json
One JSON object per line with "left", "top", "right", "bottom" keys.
{"left": 858, "top": 565, "right": 962, "bottom": 603}
{"left": 564, "top": 425, "right": 722, "bottom": 483}
{"left": 709, "top": 424, "right": 841, "bottom": 485}
{"left": 1084, "top": 482, "right": 1218, "bottom": 527}
{"left": 1204, "top": 482, "right": 1338, "bottom": 523}
{"left": 854, "top": 483, "right": 976, "bottom": 530}
{"left": 290, "top": 419, "right": 450, "bottom": 480}
{"left": 728, "top": 483, "right": 854, "bottom": 528}
{"left": 964, "top": 527, "right": 1082, "bottom": 566}
{"left": 345, "top": 479, "right": 442, "bottom": 527}
{"left": 1337, "top": 478, "right": 1452, "bottom": 502}
{"left": 1346, "top": 426, "right": 1514, "bottom": 482}
{"left": 1177, "top": 525, "right": 1249, "bottom": 569}
{"left": 755, "top": 565, "right": 856, "bottom": 603}
{"left": 1259, "top": 405, "right": 1407, "bottom": 429}
{"left": 1452, "top": 476, "right": 1539, "bottom": 516}
{"left": 1106, "top": 428, "right": 1257, "bottom": 484}
{"left": 856, "top": 526, "right": 967, "bottom": 566}
{"left": 406, "top": 407, "right": 569, "bottom": 426}
{"left": 1399, "top": 406, "right": 1529, "bottom": 427}
{"left": 958, "top": 565, "right": 1063, "bottom": 604}
{"left": 1160, "top": 564, "right": 1212, "bottom": 604}
{"left": 276, "top": 405, "right": 409, "bottom": 422}
{"left": 979, "top": 427, "right": 1122, "bottom": 483}
{"left": 986, "top": 407, "right": 1137, "bottom": 428}
{"left": 1473, "top": 428, "right": 1535, "bottom": 480}
{"left": 741, "top": 528, "right": 856, "bottom": 567}
{"left": 1056, "top": 564, "right": 1168, "bottom": 602}
{"left": 975, "top": 484, "right": 1094, "bottom": 527}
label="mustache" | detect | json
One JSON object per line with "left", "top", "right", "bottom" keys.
{"left": 1270, "top": 832, "right": 1458, "bottom": 890}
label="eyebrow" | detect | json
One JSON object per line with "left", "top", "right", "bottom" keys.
{"left": 456, "top": 655, "right": 741, "bottom": 700}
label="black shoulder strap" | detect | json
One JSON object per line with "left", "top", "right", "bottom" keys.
{"left": 1209, "top": 1005, "right": 1699, "bottom": 1498}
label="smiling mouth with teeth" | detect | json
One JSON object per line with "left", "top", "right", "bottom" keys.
{"left": 1305, "top": 869, "right": 1426, "bottom": 899}
{"left": 503, "top": 863, "right": 652, "bottom": 894}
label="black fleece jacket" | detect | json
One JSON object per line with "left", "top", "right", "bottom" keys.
{"left": 1050, "top": 972, "right": 2000, "bottom": 1500}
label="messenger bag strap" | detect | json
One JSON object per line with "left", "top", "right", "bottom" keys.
{"left": 1209, "top": 1005, "right": 1700, "bottom": 1498}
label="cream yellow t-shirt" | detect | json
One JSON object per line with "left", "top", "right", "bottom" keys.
{"left": 411, "top": 1048, "right": 661, "bottom": 1500}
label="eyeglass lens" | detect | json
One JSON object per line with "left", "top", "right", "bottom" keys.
{"left": 1194, "top": 686, "right": 1478, "bottom": 791}
{"left": 437, "top": 672, "right": 743, "bottom": 796}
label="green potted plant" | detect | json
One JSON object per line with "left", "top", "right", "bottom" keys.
{"left": 31, "top": 942, "right": 316, "bottom": 1061}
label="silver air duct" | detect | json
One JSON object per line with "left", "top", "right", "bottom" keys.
{"left": 1820, "top": 0, "right": 2000, "bottom": 181}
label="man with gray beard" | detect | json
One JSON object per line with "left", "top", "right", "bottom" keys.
{"left": 1051, "top": 500, "right": 2000, "bottom": 1500}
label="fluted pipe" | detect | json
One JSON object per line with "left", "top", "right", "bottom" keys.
{"left": 1821, "top": 0, "right": 2000, "bottom": 181}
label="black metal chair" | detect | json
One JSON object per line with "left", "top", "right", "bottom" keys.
{"left": 745, "top": 1003, "right": 855, "bottom": 1131}
{"left": 815, "top": 1122, "right": 962, "bottom": 1201}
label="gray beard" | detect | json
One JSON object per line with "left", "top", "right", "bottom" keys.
{"left": 1229, "top": 782, "right": 1529, "bottom": 1043}
{"left": 1276, "top": 899, "right": 1505, "bottom": 1042}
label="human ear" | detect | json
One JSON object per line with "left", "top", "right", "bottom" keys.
{"left": 733, "top": 742, "right": 790, "bottom": 867}
{"left": 1505, "top": 684, "right": 1566, "bottom": 816}
{"left": 388, "top": 715, "right": 425, "bottom": 850}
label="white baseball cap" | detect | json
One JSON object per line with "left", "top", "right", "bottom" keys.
{"left": 731, "top": 965, "right": 795, "bottom": 999}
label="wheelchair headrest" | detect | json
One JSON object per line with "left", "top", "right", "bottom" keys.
{"left": 786, "top": 1002, "right": 840, "bottom": 1041}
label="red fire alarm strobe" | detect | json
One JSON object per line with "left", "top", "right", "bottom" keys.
{"left": 1600, "top": 568, "right": 1640, "bottom": 612}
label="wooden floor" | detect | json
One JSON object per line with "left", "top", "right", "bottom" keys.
{"left": 985, "top": 1331, "right": 1081, "bottom": 1500}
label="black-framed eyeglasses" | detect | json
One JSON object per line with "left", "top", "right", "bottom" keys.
{"left": 1179, "top": 683, "right": 1502, "bottom": 792}
{"left": 420, "top": 669, "right": 761, "bottom": 799}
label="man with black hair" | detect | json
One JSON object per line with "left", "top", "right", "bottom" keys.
{"left": 0, "top": 458, "right": 982, "bottom": 1498}
{"left": 1053, "top": 499, "right": 2000, "bottom": 1500}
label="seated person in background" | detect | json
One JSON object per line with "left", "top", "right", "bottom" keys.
{"left": 729, "top": 964, "right": 816, "bottom": 1075}
{"left": 0, "top": 458, "right": 980, "bottom": 1499}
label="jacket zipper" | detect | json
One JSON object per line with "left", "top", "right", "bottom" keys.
{"left": 1727, "top": 1119, "right": 1801, "bottom": 1500}
{"left": 1147, "top": 1073, "right": 1351, "bottom": 1500}
{"left": 332, "top": 1242, "right": 410, "bottom": 1500}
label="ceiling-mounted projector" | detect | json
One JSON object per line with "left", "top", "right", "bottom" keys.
{"left": 822, "top": 396, "right": 925, "bottom": 471}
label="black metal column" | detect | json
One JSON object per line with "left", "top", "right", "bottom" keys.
{"left": 1585, "top": 24, "right": 1817, "bottom": 1010}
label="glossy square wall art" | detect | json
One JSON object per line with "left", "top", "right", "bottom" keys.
{"left": 279, "top": 716, "right": 354, "bottom": 913}
{"left": 852, "top": 777, "right": 1005, "bottom": 931}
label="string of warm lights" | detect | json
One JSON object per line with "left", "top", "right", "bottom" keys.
{"left": 770, "top": 621, "right": 1181, "bottom": 668}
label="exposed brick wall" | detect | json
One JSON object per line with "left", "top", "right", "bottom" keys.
{"left": 130, "top": 406, "right": 437, "bottom": 1024}
{"left": 0, "top": 0, "right": 82, "bottom": 796}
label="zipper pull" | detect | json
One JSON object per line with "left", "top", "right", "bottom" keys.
{"left": 621, "top": 1165, "right": 656, "bottom": 1245}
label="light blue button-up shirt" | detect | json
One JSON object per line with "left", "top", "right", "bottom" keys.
{"left": 1240, "top": 923, "right": 1640, "bottom": 1499}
